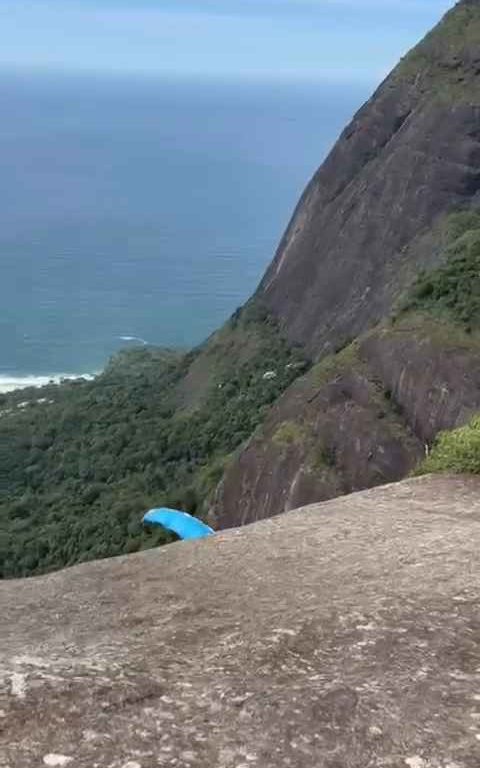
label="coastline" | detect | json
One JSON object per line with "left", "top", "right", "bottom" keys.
{"left": 0, "top": 373, "right": 97, "bottom": 394}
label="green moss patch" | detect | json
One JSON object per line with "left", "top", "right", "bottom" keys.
{"left": 417, "top": 415, "right": 480, "bottom": 475}
{"left": 394, "top": 1, "right": 480, "bottom": 101}
{"left": 273, "top": 421, "right": 310, "bottom": 448}
{"left": 399, "top": 210, "right": 480, "bottom": 332}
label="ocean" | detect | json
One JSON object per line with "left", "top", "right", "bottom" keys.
{"left": 0, "top": 71, "right": 369, "bottom": 390}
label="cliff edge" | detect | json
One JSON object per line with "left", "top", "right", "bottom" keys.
{"left": 1, "top": 475, "right": 479, "bottom": 767}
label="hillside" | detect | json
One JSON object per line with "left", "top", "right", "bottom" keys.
{"left": 213, "top": 0, "right": 480, "bottom": 526}
{"left": 1, "top": 475, "right": 479, "bottom": 766}
{"left": 4, "top": 0, "right": 480, "bottom": 574}
{"left": 215, "top": 211, "right": 480, "bottom": 526}
{"left": 0, "top": 309, "right": 307, "bottom": 576}
{"left": 257, "top": 0, "right": 480, "bottom": 357}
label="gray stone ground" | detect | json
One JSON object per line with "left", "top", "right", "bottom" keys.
{"left": 1, "top": 475, "right": 479, "bottom": 768}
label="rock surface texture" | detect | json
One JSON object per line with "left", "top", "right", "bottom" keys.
{"left": 214, "top": 0, "right": 480, "bottom": 527}
{"left": 257, "top": 0, "right": 480, "bottom": 359}
{"left": 1, "top": 475, "right": 479, "bottom": 767}
{"left": 214, "top": 319, "right": 480, "bottom": 528}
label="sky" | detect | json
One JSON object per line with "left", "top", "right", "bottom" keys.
{"left": 0, "top": 0, "right": 456, "bottom": 83}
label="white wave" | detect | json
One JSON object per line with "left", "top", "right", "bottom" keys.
{"left": 0, "top": 373, "right": 97, "bottom": 394}
{"left": 118, "top": 335, "right": 148, "bottom": 345}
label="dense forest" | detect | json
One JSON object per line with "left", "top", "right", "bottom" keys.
{"left": 0, "top": 302, "right": 308, "bottom": 577}
{"left": 398, "top": 211, "right": 480, "bottom": 332}
{"left": 3, "top": 211, "right": 480, "bottom": 578}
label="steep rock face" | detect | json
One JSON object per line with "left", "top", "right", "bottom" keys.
{"left": 214, "top": 317, "right": 480, "bottom": 529}
{"left": 214, "top": 341, "right": 423, "bottom": 528}
{"left": 213, "top": 1, "right": 480, "bottom": 528}
{"left": 257, "top": 1, "right": 480, "bottom": 358}
{"left": 360, "top": 320, "right": 480, "bottom": 443}
{"left": 1, "top": 476, "right": 479, "bottom": 767}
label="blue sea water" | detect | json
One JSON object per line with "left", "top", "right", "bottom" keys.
{"left": 0, "top": 71, "right": 369, "bottom": 385}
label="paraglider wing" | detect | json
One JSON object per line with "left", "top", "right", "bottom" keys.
{"left": 143, "top": 507, "right": 214, "bottom": 540}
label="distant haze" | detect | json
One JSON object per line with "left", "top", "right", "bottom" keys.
{"left": 0, "top": 0, "right": 454, "bottom": 83}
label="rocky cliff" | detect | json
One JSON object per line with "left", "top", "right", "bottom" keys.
{"left": 213, "top": 0, "right": 480, "bottom": 528}
{"left": 1, "top": 475, "right": 479, "bottom": 767}
{"left": 257, "top": 0, "right": 480, "bottom": 359}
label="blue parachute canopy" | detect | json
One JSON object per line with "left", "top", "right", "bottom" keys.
{"left": 143, "top": 508, "right": 214, "bottom": 541}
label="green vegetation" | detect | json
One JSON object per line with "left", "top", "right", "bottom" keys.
{"left": 392, "top": 209, "right": 480, "bottom": 477}
{"left": 400, "top": 210, "right": 480, "bottom": 332}
{"left": 311, "top": 340, "right": 361, "bottom": 386}
{"left": 308, "top": 443, "right": 337, "bottom": 473}
{"left": 394, "top": 1, "right": 480, "bottom": 100}
{"left": 5, "top": 2, "right": 480, "bottom": 580}
{"left": 272, "top": 421, "right": 309, "bottom": 448}
{"left": 6, "top": 205, "right": 479, "bottom": 579}
{"left": 270, "top": 336, "right": 420, "bottom": 478}
{"left": 417, "top": 415, "right": 480, "bottom": 475}
{"left": 0, "top": 302, "right": 308, "bottom": 578}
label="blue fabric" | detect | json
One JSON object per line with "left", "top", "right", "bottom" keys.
{"left": 143, "top": 508, "right": 214, "bottom": 540}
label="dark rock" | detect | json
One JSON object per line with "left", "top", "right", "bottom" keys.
{"left": 214, "top": 346, "right": 423, "bottom": 529}
{"left": 214, "top": 316, "right": 480, "bottom": 530}
{"left": 214, "top": 1, "right": 480, "bottom": 526}
{"left": 360, "top": 323, "right": 480, "bottom": 444}
{"left": 257, "top": 4, "right": 480, "bottom": 359}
